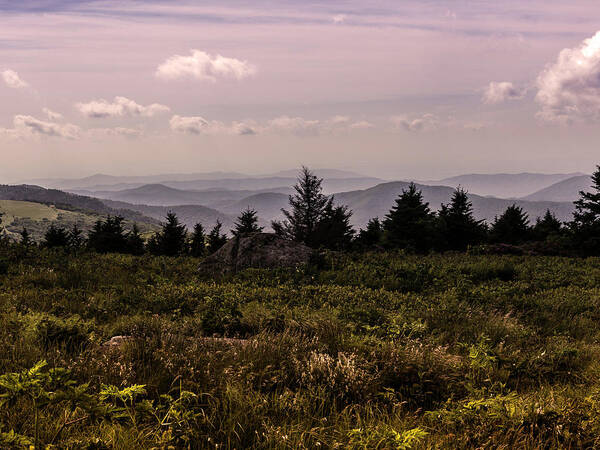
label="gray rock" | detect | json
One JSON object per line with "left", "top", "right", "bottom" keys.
{"left": 200, "top": 232, "right": 312, "bottom": 273}
{"left": 102, "top": 335, "right": 133, "bottom": 347}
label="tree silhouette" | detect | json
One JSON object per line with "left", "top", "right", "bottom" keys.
{"left": 570, "top": 166, "right": 600, "bottom": 254}
{"left": 207, "top": 220, "right": 228, "bottom": 254}
{"left": 437, "top": 187, "right": 486, "bottom": 251}
{"left": 533, "top": 210, "right": 563, "bottom": 241}
{"left": 382, "top": 183, "right": 435, "bottom": 252}
{"left": 233, "top": 207, "right": 263, "bottom": 236}
{"left": 20, "top": 228, "right": 32, "bottom": 247}
{"left": 147, "top": 212, "right": 188, "bottom": 256}
{"left": 313, "top": 201, "right": 355, "bottom": 250}
{"left": 68, "top": 224, "right": 85, "bottom": 250}
{"left": 189, "top": 223, "right": 207, "bottom": 257}
{"left": 126, "top": 223, "right": 146, "bottom": 255}
{"left": 355, "top": 217, "right": 384, "bottom": 249}
{"left": 490, "top": 205, "right": 530, "bottom": 245}
{"left": 272, "top": 167, "right": 330, "bottom": 247}
{"left": 88, "top": 216, "right": 128, "bottom": 253}
{"left": 43, "top": 225, "right": 70, "bottom": 248}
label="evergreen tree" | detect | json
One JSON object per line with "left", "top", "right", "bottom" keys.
{"left": 233, "top": 207, "right": 263, "bottom": 236}
{"left": 533, "top": 210, "right": 563, "bottom": 241}
{"left": 67, "top": 224, "right": 85, "bottom": 250}
{"left": 126, "top": 223, "right": 146, "bottom": 256}
{"left": 207, "top": 220, "right": 228, "bottom": 254}
{"left": 382, "top": 183, "right": 435, "bottom": 252}
{"left": 570, "top": 166, "right": 600, "bottom": 254}
{"left": 489, "top": 205, "right": 530, "bottom": 245}
{"left": 313, "top": 200, "right": 355, "bottom": 250}
{"left": 19, "top": 228, "right": 32, "bottom": 247}
{"left": 0, "top": 212, "right": 6, "bottom": 241}
{"left": 355, "top": 217, "right": 384, "bottom": 249}
{"left": 272, "top": 167, "right": 330, "bottom": 247}
{"left": 87, "top": 216, "right": 128, "bottom": 253}
{"left": 437, "top": 188, "right": 487, "bottom": 251}
{"left": 43, "top": 225, "right": 70, "bottom": 248}
{"left": 148, "top": 213, "right": 188, "bottom": 256}
{"left": 189, "top": 223, "right": 207, "bottom": 257}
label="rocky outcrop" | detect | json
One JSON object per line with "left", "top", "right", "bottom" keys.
{"left": 199, "top": 232, "right": 312, "bottom": 273}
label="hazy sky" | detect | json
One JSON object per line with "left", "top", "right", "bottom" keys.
{"left": 2, "top": 0, "right": 600, "bottom": 182}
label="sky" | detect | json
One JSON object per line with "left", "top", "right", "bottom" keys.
{"left": 2, "top": 0, "right": 600, "bottom": 182}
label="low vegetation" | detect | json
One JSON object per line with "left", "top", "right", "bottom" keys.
{"left": 0, "top": 248, "right": 599, "bottom": 447}
{"left": 0, "top": 167, "right": 598, "bottom": 447}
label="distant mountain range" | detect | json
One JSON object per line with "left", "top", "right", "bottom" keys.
{"left": 521, "top": 175, "right": 592, "bottom": 202}
{"left": 71, "top": 184, "right": 293, "bottom": 207}
{"left": 23, "top": 168, "right": 372, "bottom": 192}
{"left": 3, "top": 169, "right": 595, "bottom": 236}
{"left": 101, "top": 200, "right": 235, "bottom": 231}
{"left": 335, "top": 182, "right": 575, "bottom": 229}
{"left": 421, "top": 172, "right": 586, "bottom": 198}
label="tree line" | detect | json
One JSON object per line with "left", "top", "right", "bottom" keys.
{"left": 2, "top": 165, "right": 600, "bottom": 256}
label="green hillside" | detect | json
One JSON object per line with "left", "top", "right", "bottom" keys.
{"left": 0, "top": 200, "right": 158, "bottom": 241}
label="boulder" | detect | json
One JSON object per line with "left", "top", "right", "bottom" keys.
{"left": 199, "top": 232, "right": 312, "bottom": 273}
{"left": 102, "top": 335, "right": 133, "bottom": 347}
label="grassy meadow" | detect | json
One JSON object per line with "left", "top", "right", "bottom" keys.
{"left": 0, "top": 200, "right": 157, "bottom": 242}
{"left": 0, "top": 248, "right": 600, "bottom": 448}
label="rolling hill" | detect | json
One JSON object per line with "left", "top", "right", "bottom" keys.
{"left": 100, "top": 200, "right": 235, "bottom": 232}
{"left": 521, "top": 175, "right": 592, "bottom": 202}
{"left": 0, "top": 184, "right": 159, "bottom": 227}
{"left": 217, "top": 192, "right": 290, "bottom": 226}
{"left": 77, "top": 184, "right": 293, "bottom": 208}
{"left": 335, "top": 182, "right": 575, "bottom": 229}
{"left": 422, "top": 172, "right": 584, "bottom": 198}
{"left": 0, "top": 199, "right": 158, "bottom": 241}
{"left": 211, "top": 181, "right": 577, "bottom": 231}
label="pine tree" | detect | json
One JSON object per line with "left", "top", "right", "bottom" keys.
{"left": 533, "top": 210, "right": 563, "bottom": 241}
{"left": 233, "top": 207, "right": 263, "bottom": 236}
{"left": 382, "top": 183, "right": 435, "bottom": 252}
{"left": 43, "top": 225, "right": 70, "bottom": 248}
{"left": 355, "top": 217, "right": 384, "bottom": 249}
{"left": 207, "top": 220, "right": 228, "bottom": 253}
{"left": 20, "top": 228, "right": 32, "bottom": 247}
{"left": 87, "top": 216, "right": 128, "bottom": 253}
{"left": 437, "top": 188, "right": 486, "bottom": 251}
{"left": 189, "top": 223, "right": 207, "bottom": 257}
{"left": 489, "top": 205, "right": 530, "bottom": 245}
{"left": 313, "top": 200, "right": 355, "bottom": 250}
{"left": 67, "top": 224, "right": 85, "bottom": 250}
{"left": 570, "top": 166, "right": 600, "bottom": 254}
{"left": 126, "top": 223, "right": 146, "bottom": 255}
{"left": 0, "top": 212, "right": 6, "bottom": 242}
{"left": 148, "top": 212, "right": 188, "bottom": 256}
{"left": 272, "top": 167, "right": 330, "bottom": 247}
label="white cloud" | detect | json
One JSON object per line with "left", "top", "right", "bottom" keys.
{"left": 42, "top": 108, "right": 63, "bottom": 121}
{"left": 169, "top": 115, "right": 208, "bottom": 134}
{"left": 0, "top": 115, "right": 80, "bottom": 139}
{"left": 1, "top": 69, "right": 28, "bottom": 89}
{"left": 390, "top": 113, "right": 439, "bottom": 132}
{"left": 267, "top": 116, "right": 321, "bottom": 136}
{"left": 88, "top": 127, "right": 143, "bottom": 139}
{"left": 332, "top": 14, "right": 346, "bottom": 24}
{"left": 75, "top": 96, "right": 170, "bottom": 118}
{"left": 349, "top": 120, "right": 374, "bottom": 129}
{"left": 170, "top": 114, "right": 375, "bottom": 137}
{"left": 482, "top": 81, "right": 526, "bottom": 104}
{"left": 536, "top": 30, "right": 600, "bottom": 124}
{"left": 156, "top": 50, "right": 256, "bottom": 82}
{"left": 169, "top": 115, "right": 256, "bottom": 136}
